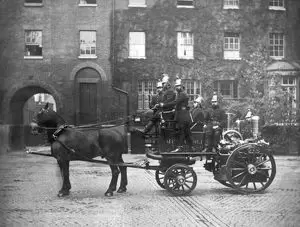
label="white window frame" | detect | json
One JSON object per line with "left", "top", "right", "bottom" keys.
{"left": 24, "top": 30, "right": 43, "bottom": 59}
{"left": 282, "top": 76, "right": 297, "bottom": 109}
{"left": 223, "top": 0, "right": 239, "bottom": 9}
{"left": 269, "top": 0, "right": 285, "bottom": 11}
{"left": 177, "top": 32, "right": 194, "bottom": 59}
{"left": 128, "top": 0, "right": 146, "bottom": 8}
{"left": 182, "top": 80, "right": 201, "bottom": 102}
{"left": 223, "top": 32, "right": 241, "bottom": 60}
{"left": 79, "top": 31, "right": 97, "bottom": 59}
{"left": 137, "top": 80, "right": 156, "bottom": 110}
{"left": 129, "top": 32, "right": 146, "bottom": 59}
{"left": 214, "top": 80, "right": 238, "bottom": 99}
{"left": 177, "top": 0, "right": 194, "bottom": 8}
{"left": 24, "top": 0, "right": 43, "bottom": 7}
{"left": 79, "top": 0, "right": 97, "bottom": 7}
{"left": 269, "top": 33, "right": 284, "bottom": 60}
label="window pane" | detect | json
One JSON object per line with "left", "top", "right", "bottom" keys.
{"left": 177, "top": 0, "right": 194, "bottom": 6}
{"left": 25, "top": 0, "right": 42, "bottom": 3}
{"left": 269, "top": 32, "right": 284, "bottom": 58}
{"left": 129, "top": 0, "right": 146, "bottom": 5}
{"left": 129, "top": 32, "right": 145, "bottom": 58}
{"left": 80, "top": 0, "right": 96, "bottom": 4}
{"left": 24, "top": 30, "right": 42, "bottom": 56}
{"left": 177, "top": 32, "right": 194, "bottom": 59}
{"left": 80, "top": 31, "right": 96, "bottom": 56}
{"left": 137, "top": 80, "right": 156, "bottom": 109}
{"left": 224, "top": 0, "right": 239, "bottom": 6}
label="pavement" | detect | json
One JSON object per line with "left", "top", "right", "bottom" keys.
{"left": 0, "top": 148, "right": 300, "bottom": 227}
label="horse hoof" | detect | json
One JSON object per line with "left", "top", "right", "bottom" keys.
{"left": 105, "top": 191, "right": 113, "bottom": 197}
{"left": 57, "top": 190, "right": 70, "bottom": 197}
{"left": 117, "top": 188, "right": 127, "bottom": 193}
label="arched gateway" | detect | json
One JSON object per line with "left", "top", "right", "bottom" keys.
{"left": 1, "top": 81, "right": 62, "bottom": 150}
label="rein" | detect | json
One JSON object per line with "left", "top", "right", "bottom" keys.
{"left": 34, "top": 116, "right": 132, "bottom": 131}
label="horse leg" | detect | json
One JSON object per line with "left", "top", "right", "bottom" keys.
{"left": 57, "top": 160, "right": 71, "bottom": 197}
{"left": 105, "top": 165, "right": 120, "bottom": 197}
{"left": 117, "top": 158, "right": 127, "bottom": 193}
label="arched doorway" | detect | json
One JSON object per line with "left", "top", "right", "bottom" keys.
{"left": 7, "top": 85, "right": 60, "bottom": 150}
{"left": 75, "top": 67, "right": 101, "bottom": 125}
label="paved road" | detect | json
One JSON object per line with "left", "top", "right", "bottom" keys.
{"left": 0, "top": 150, "right": 299, "bottom": 227}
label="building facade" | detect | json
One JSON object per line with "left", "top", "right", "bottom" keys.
{"left": 113, "top": 0, "right": 300, "bottom": 111}
{"left": 0, "top": 0, "right": 300, "bottom": 149}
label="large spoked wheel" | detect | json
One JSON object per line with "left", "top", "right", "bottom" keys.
{"left": 226, "top": 144, "right": 276, "bottom": 193}
{"left": 223, "top": 130, "right": 243, "bottom": 142}
{"left": 155, "top": 169, "right": 165, "bottom": 189}
{"left": 164, "top": 164, "right": 197, "bottom": 196}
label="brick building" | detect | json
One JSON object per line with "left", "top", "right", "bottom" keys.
{"left": 113, "top": 0, "right": 300, "bottom": 112}
{"left": 0, "top": 0, "right": 300, "bottom": 150}
{"left": 0, "top": 0, "right": 126, "bottom": 149}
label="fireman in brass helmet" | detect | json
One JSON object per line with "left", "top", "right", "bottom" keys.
{"left": 139, "top": 80, "right": 164, "bottom": 134}
{"left": 205, "top": 92, "right": 227, "bottom": 152}
{"left": 159, "top": 77, "right": 193, "bottom": 152}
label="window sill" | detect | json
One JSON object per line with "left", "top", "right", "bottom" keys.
{"left": 128, "top": 4, "right": 147, "bottom": 8}
{"left": 24, "top": 3, "right": 43, "bottom": 7}
{"left": 223, "top": 5, "right": 239, "bottom": 9}
{"left": 268, "top": 6, "right": 285, "bottom": 11}
{"left": 128, "top": 56, "right": 146, "bottom": 59}
{"left": 270, "top": 56, "right": 284, "bottom": 60}
{"left": 177, "top": 5, "right": 194, "bottom": 8}
{"left": 224, "top": 57, "right": 241, "bottom": 60}
{"left": 178, "top": 57, "right": 194, "bottom": 60}
{"left": 24, "top": 56, "right": 43, "bottom": 59}
{"left": 78, "top": 55, "right": 97, "bottom": 59}
{"left": 78, "top": 4, "right": 97, "bottom": 7}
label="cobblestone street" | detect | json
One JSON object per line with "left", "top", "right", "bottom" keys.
{"left": 0, "top": 150, "right": 299, "bottom": 227}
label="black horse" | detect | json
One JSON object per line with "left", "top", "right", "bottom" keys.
{"left": 30, "top": 103, "right": 128, "bottom": 197}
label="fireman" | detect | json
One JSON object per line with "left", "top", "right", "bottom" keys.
{"left": 159, "top": 77, "right": 193, "bottom": 152}
{"left": 139, "top": 80, "right": 164, "bottom": 134}
{"left": 205, "top": 93, "right": 227, "bottom": 152}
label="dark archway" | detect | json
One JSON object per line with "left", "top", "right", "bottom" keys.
{"left": 8, "top": 86, "right": 60, "bottom": 150}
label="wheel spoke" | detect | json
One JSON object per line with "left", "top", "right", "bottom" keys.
{"left": 256, "top": 159, "right": 270, "bottom": 167}
{"left": 232, "top": 170, "right": 247, "bottom": 180}
{"left": 184, "top": 183, "right": 191, "bottom": 190}
{"left": 185, "top": 180, "right": 194, "bottom": 183}
{"left": 253, "top": 182, "right": 257, "bottom": 190}
{"left": 238, "top": 175, "right": 247, "bottom": 187}
{"left": 231, "top": 168, "right": 245, "bottom": 171}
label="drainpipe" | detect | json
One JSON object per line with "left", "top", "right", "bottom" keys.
{"left": 112, "top": 86, "right": 131, "bottom": 153}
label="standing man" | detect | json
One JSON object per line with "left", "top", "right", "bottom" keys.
{"left": 205, "top": 93, "right": 227, "bottom": 152}
{"left": 190, "top": 95, "right": 205, "bottom": 131}
{"left": 159, "top": 77, "right": 193, "bottom": 152}
{"left": 160, "top": 73, "right": 176, "bottom": 124}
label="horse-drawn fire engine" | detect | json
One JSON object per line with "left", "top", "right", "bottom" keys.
{"left": 28, "top": 103, "right": 276, "bottom": 197}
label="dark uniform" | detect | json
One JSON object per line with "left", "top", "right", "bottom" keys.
{"left": 163, "top": 89, "right": 193, "bottom": 149}
{"left": 206, "top": 104, "right": 227, "bottom": 152}
{"left": 142, "top": 90, "right": 164, "bottom": 133}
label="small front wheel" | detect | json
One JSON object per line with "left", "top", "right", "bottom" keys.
{"left": 164, "top": 164, "right": 197, "bottom": 196}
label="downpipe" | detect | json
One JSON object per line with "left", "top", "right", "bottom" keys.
{"left": 112, "top": 86, "right": 131, "bottom": 153}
